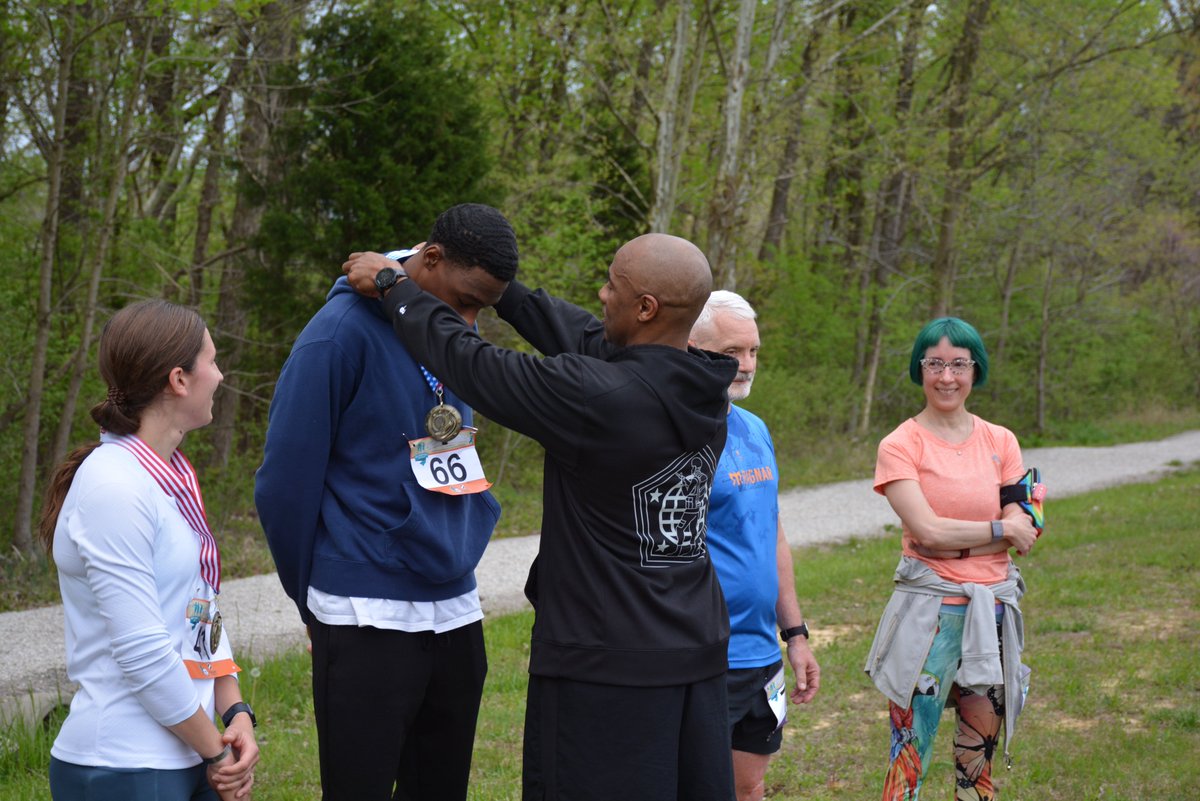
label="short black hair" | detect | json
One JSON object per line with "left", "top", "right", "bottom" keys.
{"left": 427, "top": 203, "right": 519, "bottom": 282}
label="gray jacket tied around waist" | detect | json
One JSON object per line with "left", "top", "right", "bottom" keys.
{"left": 864, "top": 555, "right": 1029, "bottom": 765}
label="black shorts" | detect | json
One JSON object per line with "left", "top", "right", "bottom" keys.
{"left": 726, "top": 660, "right": 785, "bottom": 755}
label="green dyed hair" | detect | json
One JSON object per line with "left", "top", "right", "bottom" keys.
{"left": 908, "top": 317, "right": 989, "bottom": 387}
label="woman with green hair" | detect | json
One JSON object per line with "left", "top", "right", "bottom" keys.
{"left": 865, "top": 317, "right": 1039, "bottom": 800}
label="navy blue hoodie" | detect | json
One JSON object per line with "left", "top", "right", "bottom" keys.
{"left": 255, "top": 278, "right": 501, "bottom": 623}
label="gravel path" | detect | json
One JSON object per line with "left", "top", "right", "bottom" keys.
{"left": 3, "top": 430, "right": 1197, "bottom": 725}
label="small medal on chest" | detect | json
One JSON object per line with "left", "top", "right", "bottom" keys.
{"left": 186, "top": 595, "right": 223, "bottom": 657}
{"left": 425, "top": 398, "right": 463, "bottom": 443}
{"left": 411, "top": 365, "right": 489, "bottom": 494}
{"left": 421, "top": 368, "right": 463, "bottom": 443}
{"left": 209, "top": 610, "right": 223, "bottom": 653}
{"left": 181, "top": 593, "right": 238, "bottom": 679}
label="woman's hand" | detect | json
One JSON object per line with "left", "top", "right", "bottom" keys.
{"left": 208, "top": 718, "right": 260, "bottom": 800}
{"left": 1004, "top": 514, "right": 1038, "bottom": 556}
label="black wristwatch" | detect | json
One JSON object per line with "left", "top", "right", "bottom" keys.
{"left": 375, "top": 265, "right": 406, "bottom": 298}
{"left": 780, "top": 623, "right": 810, "bottom": 642}
{"left": 221, "top": 701, "right": 256, "bottom": 729}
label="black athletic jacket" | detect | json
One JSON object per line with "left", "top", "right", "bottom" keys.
{"left": 383, "top": 279, "right": 738, "bottom": 686}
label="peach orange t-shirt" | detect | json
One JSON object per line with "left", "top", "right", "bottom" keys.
{"left": 874, "top": 414, "right": 1024, "bottom": 589}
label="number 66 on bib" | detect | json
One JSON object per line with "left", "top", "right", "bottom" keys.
{"left": 409, "top": 427, "right": 492, "bottom": 495}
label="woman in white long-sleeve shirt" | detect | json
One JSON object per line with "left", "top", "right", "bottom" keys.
{"left": 39, "top": 300, "right": 259, "bottom": 801}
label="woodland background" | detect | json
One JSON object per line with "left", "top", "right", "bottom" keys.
{"left": 3, "top": 0, "right": 1199, "bottom": 560}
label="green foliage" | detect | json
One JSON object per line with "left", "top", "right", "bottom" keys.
{"left": 254, "top": 1, "right": 498, "bottom": 333}
{"left": 3, "top": 0, "right": 1200, "bottom": 557}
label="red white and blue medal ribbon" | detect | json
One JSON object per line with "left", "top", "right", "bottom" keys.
{"left": 102, "top": 432, "right": 221, "bottom": 593}
{"left": 418, "top": 364, "right": 442, "bottom": 399}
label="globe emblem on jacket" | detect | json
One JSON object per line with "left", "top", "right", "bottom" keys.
{"left": 657, "top": 458, "right": 708, "bottom": 551}
{"left": 633, "top": 449, "right": 716, "bottom": 567}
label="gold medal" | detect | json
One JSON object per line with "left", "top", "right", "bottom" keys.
{"left": 425, "top": 403, "right": 463, "bottom": 442}
{"left": 209, "top": 610, "right": 223, "bottom": 653}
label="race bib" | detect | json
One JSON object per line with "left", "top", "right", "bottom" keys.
{"left": 764, "top": 665, "right": 787, "bottom": 732}
{"left": 409, "top": 427, "right": 492, "bottom": 495}
{"left": 181, "top": 591, "right": 239, "bottom": 680}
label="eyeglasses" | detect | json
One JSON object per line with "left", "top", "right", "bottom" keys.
{"left": 920, "top": 357, "right": 975, "bottom": 376}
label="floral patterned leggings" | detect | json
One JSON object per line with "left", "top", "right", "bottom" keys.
{"left": 882, "top": 606, "right": 1005, "bottom": 801}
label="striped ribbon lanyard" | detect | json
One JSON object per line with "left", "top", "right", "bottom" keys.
{"left": 103, "top": 432, "right": 221, "bottom": 593}
{"left": 419, "top": 364, "right": 445, "bottom": 405}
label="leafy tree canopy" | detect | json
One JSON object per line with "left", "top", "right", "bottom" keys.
{"left": 255, "top": 1, "right": 497, "bottom": 331}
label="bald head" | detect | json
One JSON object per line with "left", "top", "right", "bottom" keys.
{"left": 599, "top": 234, "right": 714, "bottom": 348}
{"left": 621, "top": 234, "right": 712, "bottom": 310}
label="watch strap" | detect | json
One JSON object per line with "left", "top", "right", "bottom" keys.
{"left": 221, "top": 701, "right": 256, "bottom": 729}
{"left": 780, "top": 623, "right": 809, "bottom": 641}
{"left": 991, "top": 519, "right": 1005, "bottom": 541}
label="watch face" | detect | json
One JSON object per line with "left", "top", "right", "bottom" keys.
{"left": 375, "top": 267, "right": 397, "bottom": 293}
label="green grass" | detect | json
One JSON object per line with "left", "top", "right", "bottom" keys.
{"left": 3, "top": 469, "right": 1197, "bottom": 800}
{"left": 763, "top": 468, "right": 1200, "bottom": 801}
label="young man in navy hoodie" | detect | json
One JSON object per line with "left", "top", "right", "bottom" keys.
{"left": 345, "top": 232, "right": 740, "bottom": 801}
{"left": 255, "top": 204, "right": 518, "bottom": 801}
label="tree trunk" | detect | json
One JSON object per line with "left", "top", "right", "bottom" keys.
{"left": 648, "top": 0, "right": 692, "bottom": 233}
{"left": 135, "top": 15, "right": 178, "bottom": 223}
{"left": 821, "top": 6, "right": 870, "bottom": 377}
{"left": 50, "top": 18, "right": 152, "bottom": 470}
{"left": 930, "top": 0, "right": 992, "bottom": 318}
{"left": 856, "top": 0, "right": 925, "bottom": 437}
{"left": 185, "top": 53, "right": 244, "bottom": 305}
{"left": 1036, "top": 257, "right": 1053, "bottom": 433}
{"left": 757, "top": 12, "right": 826, "bottom": 261}
{"left": 653, "top": 6, "right": 708, "bottom": 235}
{"left": 628, "top": 0, "right": 669, "bottom": 130}
{"left": 705, "top": 0, "right": 756, "bottom": 288}
{"left": 55, "top": 3, "right": 95, "bottom": 297}
{"left": 13, "top": 10, "right": 75, "bottom": 554}
{"left": 209, "top": 1, "right": 298, "bottom": 468}
{"left": 859, "top": 314, "right": 885, "bottom": 438}
{"left": 993, "top": 233, "right": 1023, "bottom": 377}
{"left": 738, "top": 0, "right": 795, "bottom": 192}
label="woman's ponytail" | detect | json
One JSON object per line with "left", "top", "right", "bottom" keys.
{"left": 37, "top": 443, "right": 100, "bottom": 554}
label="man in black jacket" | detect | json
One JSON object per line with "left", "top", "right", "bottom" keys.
{"left": 345, "top": 232, "right": 738, "bottom": 801}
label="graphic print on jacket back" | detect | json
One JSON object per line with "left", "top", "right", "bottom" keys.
{"left": 632, "top": 447, "right": 717, "bottom": 567}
